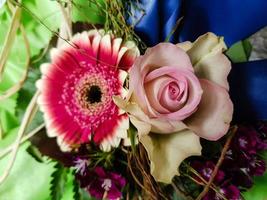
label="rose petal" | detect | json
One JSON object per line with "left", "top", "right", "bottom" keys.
{"left": 176, "top": 41, "right": 193, "bottom": 51}
{"left": 143, "top": 66, "right": 203, "bottom": 120}
{"left": 186, "top": 79, "right": 233, "bottom": 141}
{"left": 113, "top": 96, "right": 187, "bottom": 135}
{"left": 140, "top": 130, "right": 202, "bottom": 183}
{"left": 140, "top": 43, "right": 193, "bottom": 73}
{"left": 194, "top": 50, "right": 231, "bottom": 90}
{"left": 187, "top": 32, "right": 227, "bottom": 65}
{"left": 144, "top": 75, "right": 173, "bottom": 114}
{"left": 129, "top": 59, "right": 158, "bottom": 117}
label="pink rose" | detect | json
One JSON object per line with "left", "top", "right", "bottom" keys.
{"left": 114, "top": 33, "right": 233, "bottom": 183}
{"left": 128, "top": 33, "right": 233, "bottom": 141}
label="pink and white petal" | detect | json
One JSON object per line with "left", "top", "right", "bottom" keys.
{"left": 194, "top": 51, "right": 231, "bottom": 90}
{"left": 116, "top": 47, "right": 128, "bottom": 67}
{"left": 185, "top": 79, "right": 233, "bottom": 141}
{"left": 140, "top": 43, "right": 194, "bottom": 73}
{"left": 111, "top": 38, "right": 123, "bottom": 66}
{"left": 100, "top": 115, "right": 129, "bottom": 152}
{"left": 91, "top": 32, "right": 102, "bottom": 59}
{"left": 140, "top": 129, "right": 202, "bottom": 183}
{"left": 118, "top": 41, "right": 140, "bottom": 71}
{"left": 187, "top": 32, "right": 227, "bottom": 65}
{"left": 57, "top": 134, "right": 72, "bottom": 152}
{"left": 71, "top": 31, "right": 92, "bottom": 53}
{"left": 98, "top": 34, "right": 112, "bottom": 65}
{"left": 176, "top": 41, "right": 193, "bottom": 51}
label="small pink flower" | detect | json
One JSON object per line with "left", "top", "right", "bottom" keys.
{"left": 37, "top": 30, "right": 139, "bottom": 151}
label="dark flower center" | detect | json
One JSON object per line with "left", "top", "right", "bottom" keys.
{"left": 86, "top": 85, "right": 102, "bottom": 104}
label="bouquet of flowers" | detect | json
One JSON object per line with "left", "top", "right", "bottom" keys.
{"left": 0, "top": 0, "right": 267, "bottom": 200}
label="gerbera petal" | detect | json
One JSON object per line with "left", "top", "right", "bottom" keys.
{"left": 140, "top": 129, "right": 202, "bottom": 183}
{"left": 98, "top": 34, "right": 112, "bottom": 65}
{"left": 100, "top": 115, "right": 130, "bottom": 152}
{"left": 111, "top": 38, "right": 123, "bottom": 66}
{"left": 118, "top": 41, "right": 140, "bottom": 71}
{"left": 186, "top": 79, "right": 233, "bottom": 141}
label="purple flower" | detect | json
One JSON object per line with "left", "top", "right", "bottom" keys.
{"left": 255, "top": 122, "right": 267, "bottom": 151}
{"left": 191, "top": 161, "right": 225, "bottom": 184}
{"left": 73, "top": 157, "right": 90, "bottom": 176}
{"left": 248, "top": 158, "right": 266, "bottom": 176}
{"left": 86, "top": 167, "right": 126, "bottom": 200}
{"left": 232, "top": 126, "right": 258, "bottom": 155}
{"left": 203, "top": 184, "right": 240, "bottom": 200}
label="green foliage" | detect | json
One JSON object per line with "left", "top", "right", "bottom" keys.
{"left": 0, "top": 142, "right": 57, "bottom": 200}
{"left": 243, "top": 151, "right": 267, "bottom": 200}
{"left": 226, "top": 39, "right": 252, "bottom": 63}
{"left": 71, "top": 0, "right": 105, "bottom": 24}
{"left": 50, "top": 164, "right": 79, "bottom": 200}
{"left": 0, "top": 0, "right": 61, "bottom": 138}
{"left": 21, "top": 0, "right": 62, "bottom": 56}
{"left": 243, "top": 172, "right": 267, "bottom": 200}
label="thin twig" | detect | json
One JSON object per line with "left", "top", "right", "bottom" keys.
{"left": 127, "top": 153, "right": 157, "bottom": 199}
{"left": 0, "top": 91, "right": 39, "bottom": 185}
{"left": 0, "top": 24, "right": 30, "bottom": 101}
{"left": 196, "top": 126, "right": 238, "bottom": 200}
{"left": 58, "top": 1, "right": 72, "bottom": 38}
{"left": 0, "top": 123, "right": 45, "bottom": 158}
{"left": 0, "top": 122, "right": 3, "bottom": 140}
{"left": 0, "top": 2, "right": 21, "bottom": 81}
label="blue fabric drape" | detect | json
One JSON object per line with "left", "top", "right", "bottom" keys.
{"left": 127, "top": 0, "right": 267, "bottom": 121}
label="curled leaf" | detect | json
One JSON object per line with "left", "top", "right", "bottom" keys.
{"left": 140, "top": 129, "right": 202, "bottom": 183}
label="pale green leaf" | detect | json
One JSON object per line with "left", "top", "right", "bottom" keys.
{"left": 140, "top": 130, "right": 202, "bottom": 183}
{"left": 0, "top": 142, "right": 57, "bottom": 200}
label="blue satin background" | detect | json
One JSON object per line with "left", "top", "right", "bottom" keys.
{"left": 127, "top": 0, "right": 267, "bottom": 121}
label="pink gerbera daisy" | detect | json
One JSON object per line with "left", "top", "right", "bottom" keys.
{"left": 36, "top": 30, "right": 139, "bottom": 151}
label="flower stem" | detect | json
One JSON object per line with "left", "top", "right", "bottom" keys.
{"left": 196, "top": 126, "right": 238, "bottom": 200}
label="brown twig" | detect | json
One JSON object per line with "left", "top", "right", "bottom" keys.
{"left": 196, "top": 126, "right": 238, "bottom": 200}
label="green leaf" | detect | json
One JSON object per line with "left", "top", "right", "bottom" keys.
{"left": 50, "top": 164, "right": 69, "bottom": 200}
{"left": 50, "top": 164, "right": 79, "bottom": 200}
{"left": 226, "top": 39, "right": 252, "bottom": 63}
{"left": 61, "top": 170, "right": 79, "bottom": 200}
{"left": 0, "top": 126, "right": 19, "bottom": 150}
{"left": 71, "top": 0, "right": 105, "bottom": 24}
{"left": 243, "top": 150, "right": 267, "bottom": 200}
{"left": 0, "top": 109, "right": 19, "bottom": 134}
{"left": 0, "top": 142, "right": 57, "bottom": 200}
{"left": 79, "top": 189, "right": 96, "bottom": 200}
{"left": 243, "top": 172, "right": 267, "bottom": 200}
{"left": 21, "top": 0, "right": 62, "bottom": 57}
